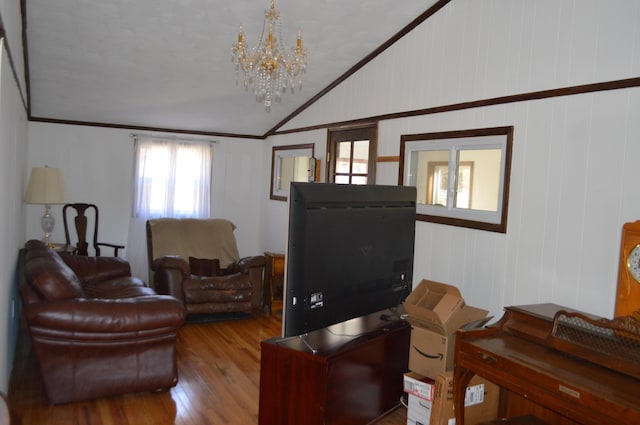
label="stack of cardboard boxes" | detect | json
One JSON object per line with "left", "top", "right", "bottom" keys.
{"left": 402, "top": 280, "right": 500, "bottom": 425}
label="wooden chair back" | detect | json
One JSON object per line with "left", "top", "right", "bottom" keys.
{"left": 63, "top": 203, "right": 124, "bottom": 256}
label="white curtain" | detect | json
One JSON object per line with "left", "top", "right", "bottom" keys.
{"left": 126, "top": 136, "right": 213, "bottom": 281}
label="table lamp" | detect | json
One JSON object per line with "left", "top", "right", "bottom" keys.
{"left": 24, "top": 166, "right": 66, "bottom": 246}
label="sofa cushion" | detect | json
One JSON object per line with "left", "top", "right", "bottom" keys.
{"left": 59, "top": 253, "right": 131, "bottom": 286}
{"left": 83, "top": 277, "right": 155, "bottom": 299}
{"left": 189, "top": 257, "right": 222, "bottom": 277}
{"left": 24, "top": 241, "right": 83, "bottom": 301}
{"left": 183, "top": 273, "right": 252, "bottom": 304}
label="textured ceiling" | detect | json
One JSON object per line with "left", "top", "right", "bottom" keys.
{"left": 26, "top": 0, "right": 439, "bottom": 137}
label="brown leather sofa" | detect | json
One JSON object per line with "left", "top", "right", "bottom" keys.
{"left": 19, "top": 239, "right": 185, "bottom": 404}
{"left": 146, "top": 218, "right": 266, "bottom": 315}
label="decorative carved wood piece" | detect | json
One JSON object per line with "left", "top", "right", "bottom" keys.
{"left": 550, "top": 310, "right": 640, "bottom": 379}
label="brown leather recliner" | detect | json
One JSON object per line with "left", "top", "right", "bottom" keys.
{"left": 19, "top": 240, "right": 185, "bottom": 404}
{"left": 146, "top": 218, "right": 266, "bottom": 315}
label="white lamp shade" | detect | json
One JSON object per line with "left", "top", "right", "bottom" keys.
{"left": 24, "top": 166, "right": 66, "bottom": 205}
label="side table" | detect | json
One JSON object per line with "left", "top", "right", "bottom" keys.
{"left": 51, "top": 243, "right": 74, "bottom": 254}
{"left": 264, "top": 252, "right": 284, "bottom": 314}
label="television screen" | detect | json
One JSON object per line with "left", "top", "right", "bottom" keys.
{"left": 282, "top": 182, "right": 417, "bottom": 338}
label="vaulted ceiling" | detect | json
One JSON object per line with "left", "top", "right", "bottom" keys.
{"left": 25, "top": 0, "right": 441, "bottom": 138}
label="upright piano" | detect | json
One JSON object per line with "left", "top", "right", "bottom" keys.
{"left": 453, "top": 303, "right": 640, "bottom": 424}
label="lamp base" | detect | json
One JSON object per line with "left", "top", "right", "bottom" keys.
{"left": 41, "top": 204, "right": 56, "bottom": 247}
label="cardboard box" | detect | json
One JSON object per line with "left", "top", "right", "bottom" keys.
{"left": 404, "top": 280, "right": 489, "bottom": 335}
{"left": 407, "top": 393, "right": 433, "bottom": 425}
{"left": 404, "top": 280, "right": 489, "bottom": 378}
{"left": 430, "top": 372, "right": 500, "bottom": 425}
{"left": 404, "top": 371, "right": 435, "bottom": 401}
{"left": 409, "top": 325, "right": 455, "bottom": 378}
{"left": 478, "top": 416, "right": 548, "bottom": 425}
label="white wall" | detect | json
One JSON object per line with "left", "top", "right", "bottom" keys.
{"left": 263, "top": 0, "right": 640, "bottom": 321}
{"left": 283, "top": 0, "right": 640, "bottom": 130}
{"left": 260, "top": 129, "right": 327, "bottom": 253}
{"left": 26, "top": 124, "right": 135, "bottom": 248}
{"left": 26, "top": 123, "right": 266, "bottom": 279}
{"left": 0, "top": 38, "right": 28, "bottom": 394}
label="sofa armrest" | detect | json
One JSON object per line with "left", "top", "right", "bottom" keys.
{"left": 152, "top": 257, "right": 189, "bottom": 302}
{"left": 59, "top": 253, "right": 131, "bottom": 286}
{"left": 237, "top": 255, "right": 267, "bottom": 273}
{"left": 152, "top": 256, "right": 190, "bottom": 277}
{"left": 224, "top": 255, "right": 266, "bottom": 274}
{"left": 25, "top": 296, "right": 185, "bottom": 337}
{"left": 237, "top": 255, "right": 267, "bottom": 309}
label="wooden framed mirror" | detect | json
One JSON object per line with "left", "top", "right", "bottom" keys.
{"left": 270, "top": 143, "right": 315, "bottom": 201}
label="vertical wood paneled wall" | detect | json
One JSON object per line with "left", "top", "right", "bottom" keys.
{"left": 266, "top": 0, "right": 640, "bottom": 319}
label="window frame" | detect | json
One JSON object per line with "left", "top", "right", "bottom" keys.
{"left": 326, "top": 123, "right": 377, "bottom": 184}
{"left": 399, "top": 126, "right": 513, "bottom": 233}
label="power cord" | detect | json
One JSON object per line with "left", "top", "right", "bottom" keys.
{"left": 399, "top": 393, "right": 408, "bottom": 409}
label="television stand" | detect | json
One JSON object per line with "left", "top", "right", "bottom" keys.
{"left": 258, "top": 309, "right": 410, "bottom": 425}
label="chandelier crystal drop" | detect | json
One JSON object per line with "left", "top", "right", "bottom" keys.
{"left": 231, "top": 0, "right": 307, "bottom": 112}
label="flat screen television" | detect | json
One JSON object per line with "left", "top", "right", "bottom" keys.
{"left": 282, "top": 182, "right": 417, "bottom": 338}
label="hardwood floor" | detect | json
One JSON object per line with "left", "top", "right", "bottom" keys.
{"left": 7, "top": 310, "right": 407, "bottom": 425}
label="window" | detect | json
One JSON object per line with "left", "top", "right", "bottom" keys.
{"left": 425, "top": 161, "right": 474, "bottom": 208}
{"left": 133, "top": 137, "right": 212, "bottom": 218}
{"left": 327, "top": 124, "right": 377, "bottom": 184}
{"left": 400, "top": 126, "right": 513, "bottom": 233}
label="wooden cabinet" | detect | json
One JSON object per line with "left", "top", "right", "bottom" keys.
{"left": 264, "top": 252, "right": 285, "bottom": 314}
{"left": 258, "top": 312, "right": 410, "bottom": 425}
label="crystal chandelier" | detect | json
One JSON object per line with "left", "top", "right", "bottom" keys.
{"left": 231, "top": 0, "right": 307, "bottom": 112}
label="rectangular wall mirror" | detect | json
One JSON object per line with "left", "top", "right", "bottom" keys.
{"left": 270, "top": 143, "right": 316, "bottom": 201}
{"left": 399, "top": 126, "right": 513, "bottom": 233}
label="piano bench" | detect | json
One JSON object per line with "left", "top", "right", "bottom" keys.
{"left": 480, "top": 415, "right": 549, "bottom": 425}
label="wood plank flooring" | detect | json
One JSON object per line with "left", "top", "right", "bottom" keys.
{"left": 7, "top": 310, "right": 407, "bottom": 425}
